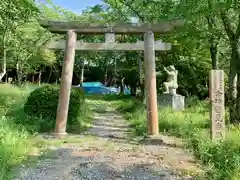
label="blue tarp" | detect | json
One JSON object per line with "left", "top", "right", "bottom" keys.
{"left": 82, "top": 82, "right": 103, "bottom": 87}
{"left": 77, "top": 82, "right": 130, "bottom": 95}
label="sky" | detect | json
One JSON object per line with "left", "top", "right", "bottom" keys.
{"left": 51, "top": 0, "right": 103, "bottom": 14}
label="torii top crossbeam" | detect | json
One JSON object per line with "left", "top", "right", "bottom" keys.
{"left": 39, "top": 20, "right": 184, "bottom": 34}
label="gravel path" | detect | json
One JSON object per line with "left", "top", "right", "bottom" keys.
{"left": 13, "top": 101, "right": 201, "bottom": 180}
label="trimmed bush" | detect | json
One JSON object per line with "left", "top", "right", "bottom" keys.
{"left": 24, "top": 85, "right": 88, "bottom": 132}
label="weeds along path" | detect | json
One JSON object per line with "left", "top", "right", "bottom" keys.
{"left": 14, "top": 99, "right": 202, "bottom": 180}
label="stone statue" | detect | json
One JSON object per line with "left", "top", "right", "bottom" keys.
{"left": 156, "top": 65, "right": 184, "bottom": 111}
{"left": 163, "top": 65, "right": 178, "bottom": 95}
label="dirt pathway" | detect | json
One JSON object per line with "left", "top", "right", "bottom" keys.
{"left": 13, "top": 101, "right": 201, "bottom": 180}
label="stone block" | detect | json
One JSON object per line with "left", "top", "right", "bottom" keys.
{"left": 157, "top": 93, "right": 185, "bottom": 111}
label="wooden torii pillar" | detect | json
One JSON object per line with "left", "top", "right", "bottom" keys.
{"left": 39, "top": 20, "right": 184, "bottom": 137}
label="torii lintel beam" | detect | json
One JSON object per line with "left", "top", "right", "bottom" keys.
{"left": 48, "top": 40, "right": 172, "bottom": 51}
{"left": 39, "top": 20, "right": 184, "bottom": 34}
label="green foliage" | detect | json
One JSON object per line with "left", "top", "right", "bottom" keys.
{"left": 0, "top": 116, "right": 30, "bottom": 180}
{"left": 24, "top": 85, "right": 59, "bottom": 120}
{"left": 0, "top": 0, "right": 39, "bottom": 28}
{"left": 117, "top": 98, "right": 240, "bottom": 179}
{"left": 0, "top": 84, "right": 26, "bottom": 109}
{"left": 0, "top": 84, "right": 36, "bottom": 180}
{"left": 24, "top": 85, "right": 89, "bottom": 132}
{"left": 187, "top": 130, "right": 240, "bottom": 180}
{"left": 0, "top": 84, "right": 92, "bottom": 179}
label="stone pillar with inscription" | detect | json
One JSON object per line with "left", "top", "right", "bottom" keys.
{"left": 209, "top": 70, "right": 225, "bottom": 141}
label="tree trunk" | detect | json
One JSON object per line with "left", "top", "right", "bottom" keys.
{"left": 16, "top": 63, "right": 22, "bottom": 86}
{"left": 80, "top": 63, "right": 85, "bottom": 87}
{"left": 228, "top": 65, "right": 237, "bottom": 123}
{"left": 120, "top": 77, "right": 125, "bottom": 94}
{"left": 209, "top": 42, "right": 218, "bottom": 69}
{"left": 236, "top": 71, "right": 240, "bottom": 121}
{"left": 138, "top": 53, "right": 145, "bottom": 98}
{"left": 0, "top": 29, "right": 7, "bottom": 82}
{"left": 32, "top": 75, "right": 35, "bottom": 83}
{"left": 38, "top": 71, "right": 42, "bottom": 86}
{"left": 228, "top": 40, "right": 239, "bottom": 123}
{"left": 104, "top": 70, "right": 108, "bottom": 86}
{"left": 220, "top": 11, "right": 240, "bottom": 123}
{"left": 206, "top": 0, "right": 219, "bottom": 70}
{"left": 47, "top": 67, "right": 53, "bottom": 83}
{"left": 235, "top": 40, "right": 240, "bottom": 123}
{"left": 5, "top": 72, "right": 8, "bottom": 83}
{"left": 0, "top": 48, "right": 7, "bottom": 82}
{"left": 130, "top": 84, "right": 137, "bottom": 96}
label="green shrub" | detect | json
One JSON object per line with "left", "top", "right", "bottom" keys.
{"left": 24, "top": 85, "right": 89, "bottom": 132}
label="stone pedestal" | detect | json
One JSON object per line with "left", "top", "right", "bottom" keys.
{"left": 157, "top": 93, "right": 185, "bottom": 111}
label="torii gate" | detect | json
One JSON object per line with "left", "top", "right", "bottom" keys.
{"left": 39, "top": 20, "right": 183, "bottom": 138}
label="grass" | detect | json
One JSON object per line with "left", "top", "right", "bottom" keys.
{"left": 0, "top": 117, "right": 30, "bottom": 180}
{"left": 85, "top": 93, "right": 133, "bottom": 102}
{"left": 0, "top": 84, "right": 35, "bottom": 179}
{"left": 4, "top": 84, "right": 239, "bottom": 179}
{"left": 0, "top": 83, "right": 92, "bottom": 180}
{"left": 116, "top": 97, "right": 240, "bottom": 180}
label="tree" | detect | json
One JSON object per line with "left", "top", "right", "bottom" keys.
{"left": 0, "top": 0, "right": 39, "bottom": 81}
{"left": 104, "top": 0, "right": 240, "bottom": 122}
{"left": 218, "top": 1, "right": 240, "bottom": 122}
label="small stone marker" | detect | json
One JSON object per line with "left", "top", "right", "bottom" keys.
{"left": 209, "top": 70, "right": 225, "bottom": 141}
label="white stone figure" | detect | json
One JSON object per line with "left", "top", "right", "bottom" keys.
{"left": 163, "top": 65, "right": 178, "bottom": 95}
